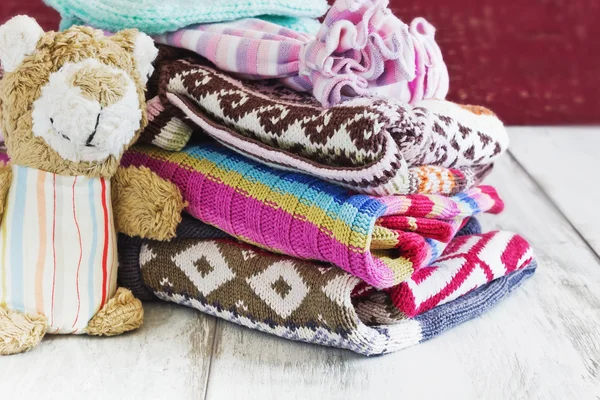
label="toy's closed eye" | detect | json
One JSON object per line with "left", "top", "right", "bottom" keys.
{"left": 49, "top": 117, "right": 69, "bottom": 140}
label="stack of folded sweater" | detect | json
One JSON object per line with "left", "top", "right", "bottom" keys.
{"left": 44, "top": 0, "right": 536, "bottom": 356}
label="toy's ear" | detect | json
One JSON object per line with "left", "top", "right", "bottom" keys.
{"left": 0, "top": 16, "right": 44, "bottom": 73}
{"left": 132, "top": 32, "right": 159, "bottom": 84}
{"left": 111, "top": 30, "right": 158, "bottom": 85}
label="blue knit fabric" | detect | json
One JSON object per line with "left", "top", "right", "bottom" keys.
{"left": 258, "top": 15, "right": 321, "bottom": 34}
{"left": 45, "top": 0, "right": 328, "bottom": 35}
{"left": 456, "top": 217, "right": 482, "bottom": 237}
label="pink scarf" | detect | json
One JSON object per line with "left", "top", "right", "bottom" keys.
{"left": 154, "top": 0, "right": 449, "bottom": 107}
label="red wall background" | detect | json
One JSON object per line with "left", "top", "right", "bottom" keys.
{"left": 0, "top": 0, "right": 598, "bottom": 125}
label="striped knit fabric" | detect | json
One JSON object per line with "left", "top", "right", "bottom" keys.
{"left": 121, "top": 143, "right": 504, "bottom": 289}
{"left": 0, "top": 165, "right": 118, "bottom": 334}
{"left": 118, "top": 215, "right": 537, "bottom": 355}
{"left": 142, "top": 96, "right": 193, "bottom": 151}
{"left": 154, "top": 0, "right": 448, "bottom": 107}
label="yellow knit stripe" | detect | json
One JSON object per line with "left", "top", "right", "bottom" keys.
{"left": 407, "top": 217, "right": 418, "bottom": 231}
{"left": 371, "top": 250, "right": 414, "bottom": 285}
{"left": 371, "top": 226, "right": 400, "bottom": 249}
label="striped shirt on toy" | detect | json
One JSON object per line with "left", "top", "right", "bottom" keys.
{"left": 0, "top": 165, "right": 118, "bottom": 334}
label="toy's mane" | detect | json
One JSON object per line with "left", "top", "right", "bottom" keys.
{"left": 0, "top": 26, "right": 149, "bottom": 178}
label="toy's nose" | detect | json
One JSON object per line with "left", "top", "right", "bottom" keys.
{"left": 69, "top": 64, "right": 128, "bottom": 108}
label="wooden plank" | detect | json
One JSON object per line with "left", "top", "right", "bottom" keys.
{"left": 203, "top": 146, "right": 600, "bottom": 400}
{"left": 509, "top": 126, "right": 600, "bottom": 255}
{"left": 0, "top": 303, "right": 216, "bottom": 399}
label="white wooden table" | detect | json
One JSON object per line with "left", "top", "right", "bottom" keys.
{"left": 1, "top": 127, "right": 599, "bottom": 399}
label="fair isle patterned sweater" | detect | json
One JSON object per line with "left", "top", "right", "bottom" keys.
{"left": 118, "top": 216, "right": 537, "bottom": 355}
{"left": 0, "top": 165, "right": 118, "bottom": 334}
{"left": 139, "top": 55, "right": 507, "bottom": 196}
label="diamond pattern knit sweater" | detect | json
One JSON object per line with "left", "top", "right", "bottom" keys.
{"left": 118, "top": 215, "right": 537, "bottom": 355}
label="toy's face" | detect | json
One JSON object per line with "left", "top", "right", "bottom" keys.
{"left": 32, "top": 59, "right": 142, "bottom": 163}
{"left": 0, "top": 16, "right": 158, "bottom": 177}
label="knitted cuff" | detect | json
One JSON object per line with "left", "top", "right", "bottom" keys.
{"left": 415, "top": 260, "right": 536, "bottom": 342}
{"left": 137, "top": 96, "right": 193, "bottom": 152}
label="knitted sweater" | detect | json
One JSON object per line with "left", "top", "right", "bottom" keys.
{"left": 139, "top": 56, "right": 505, "bottom": 195}
{"left": 121, "top": 143, "right": 504, "bottom": 289}
{"left": 44, "top": 0, "right": 328, "bottom": 35}
{"left": 118, "top": 215, "right": 537, "bottom": 355}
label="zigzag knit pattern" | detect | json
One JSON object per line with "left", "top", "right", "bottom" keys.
{"left": 44, "top": 0, "right": 328, "bottom": 35}
{"left": 160, "top": 60, "right": 507, "bottom": 167}
{"left": 117, "top": 215, "right": 537, "bottom": 356}
{"left": 140, "top": 54, "right": 505, "bottom": 195}
{"left": 121, "top": 143, "right": 504, "bottom": 289}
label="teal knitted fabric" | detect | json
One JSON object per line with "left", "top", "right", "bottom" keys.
{"left": 258, "top": 16, "right": 321, "bottom": 34}
{"left": 45, "top": 0, "right": 328, "bottom": 35}
{"left": 58, "top": 15, "right": 321, "bottom": 35}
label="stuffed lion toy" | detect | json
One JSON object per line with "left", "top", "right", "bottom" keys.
{"left": 0, "top": 16, "right": 185, "bottom": 355}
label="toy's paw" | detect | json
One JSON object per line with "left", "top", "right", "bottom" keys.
{"left": 87, "top": 288, "right": 143, "bottom": 336}
{"left": 113, "top": 166, "right": 185, "bottom": 241}
{"left": 0, "top": 305, "right": 46, "bottom": 355}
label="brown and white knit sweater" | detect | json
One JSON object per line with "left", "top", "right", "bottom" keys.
{"left": 138, "top": 49, "right": 508, "bottom": 195}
